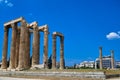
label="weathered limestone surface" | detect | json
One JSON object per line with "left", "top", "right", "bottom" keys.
{"left": 52, "top": 35, "right": 56, "bottom": 69}
{"left": 32, "top": 26, "right": 40, "bottom": 66}
{"left": 24, "top": 27, "right": 30, "bottom": 69}
{"left": 60, "top": 36, "right": 64, "bottom": 69}
{"left": 17, "top": 20, "right": 26, "bottom": 70}
{"left": 1, "top": 27, "right": 8, "bottom": 69}
{"left": 43, "top": 26, "right": 48, "bottom": 69}
{"left": 9, "top": 23, "right": 17, "bottom": 69}
{"left": 99, "top": 47, "right": 103, "bottom": 69}
{"left": 15, "top": 28, "right": 20, "bottom": 68}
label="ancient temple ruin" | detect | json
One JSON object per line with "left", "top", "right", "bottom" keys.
{"left": 98, "top": 47, "right": 115, "bottom": 69}
{"left": 1, "top": 17, "right": 65, "bottom": 70}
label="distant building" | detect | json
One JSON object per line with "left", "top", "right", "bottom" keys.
{"left": 95, "top": 55, "right": 115, "bottom": 69}
{"left": 76, "top": 61, "right": 95, "bottom": 68}
{"left": 115, "top": 61, "right": 120, "bottom": 68}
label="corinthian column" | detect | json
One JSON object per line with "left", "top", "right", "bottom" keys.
{"left": 52, "top": 35, "right": 56, "bottom": 69}
{"left": 15, "top": 28, "right": 20, "bottom": 68}
{"left": 9, "top": 23, "right": 17, "bottom": 69}
{"left": 17, "top": 20, "right": 26, "bottom": 70}
{"left": 99, "top": 47, "right": 103, "bottom": 69}
{"left": 60, "top": 36, "right": 64, "bottom": 69}
{"left": 43, "top": 27, "right": 48, "bottom": 69}
{"left": 24, "top": 27, "right": 30, "bottom": 69}
{"left": 111, "top": 50, "right": 114, "bottom": 69}
{"left": 32, "top": 27, "right": 40, "bottom": 66}
{"left": 1, "top": 27, "right": 8, "bottom": 69}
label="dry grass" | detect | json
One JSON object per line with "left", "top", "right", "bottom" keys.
{"left": 26, "top": 69, "right": 101, "bottom": 72}
{"left": 104, "top": 70, "right": 120, "bottom": 75}
{"left": 24, "top": 68, "right": 120, "bottom": 77}
{"left": 26, "top": 69, "right": 120, "bottom": 75}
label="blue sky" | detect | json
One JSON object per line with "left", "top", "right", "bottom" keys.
{"left": 0, "top": 0, "right": 120, "bottom": 66}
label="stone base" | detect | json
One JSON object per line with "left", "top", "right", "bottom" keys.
{"left": 10, "top": 69, "right": 16, "bottom": 71}
{"left": 16, "top": 67, "right": 24, "bottom": 71}
{"left": 0, "top": 68, "right": 7, "bottom": 71}
{"left": 0, "top": 71, "right": 106, "bottom": 79}
{"left": 7, "top": 68, "right": 11, "bottom": 71}
{"left": 52, "top": 68, "right": 57, "bottom": 70}
{"left": 31, "top": 64, "right": 44, "bottom": 70}
{"left": 7, "top": 68, "right": 16, "bottom": 71}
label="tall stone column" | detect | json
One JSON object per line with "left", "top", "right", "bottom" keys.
{"left": 24, "top": 27, "right": 30, "bottom": 68}
{"left": 52, "top": 35, "right": 56, "bottom": 69}
{"left": 9, "top": 23, "right": 17, "bottom": 69}
{"left": 43, "top": 27, "right": 48, "bottom": 69}
{"left": 99, "top": 47, "right": 103, "bottom": 69}
{"left": 95, "top": 61, "right": 97, "bottom": 69}
{"left": 60, "top": 36, "right": 64, "bottom": 69}
{"left": 32, "top": 27, "right": 40, "bottom": 66}
{"left": 15, "top": 28, "right": 20, "bottom": 68}
{"left": 111, "top": 50, "right": 114, "bottom": 69}
{"left": 1, "top": 27, "right": 8, "bottom": 69}
{"left": 17, "top": 20, "right": 26, "bottom": 70}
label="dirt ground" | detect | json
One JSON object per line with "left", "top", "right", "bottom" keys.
{"left": 0, "top": 76, "right": 120, "bottom": 80}
{"left": 2, "top": 76, "right": 103, "bottom": 80}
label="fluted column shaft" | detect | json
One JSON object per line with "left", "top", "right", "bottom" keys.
{"left": 111, "top": 50, "right": 114, "bottom": 69}
{"left": 24, "top": 27, "right": 30, "bottom": 68}
{"left": 32, "top": 27, "right": 40, "bottom": 65}
{"left": 99, "top": 47, "right": 103, "bottom": 69}
{"left": 9, "top": 23, "right": 17, "bottom": 69}
{"left": 18, "top": 20, "right": 26, "bottom": 69}
{"left": 15, "top": 28, "right": 20, "bottom": 68}
{"left": 60, "top": 36, "right": 64, "bottom": 69}
{"left": 1, "top": 27, "right": 8, "bottom": 69}
{"left": 52, "top": 35, "right": 56, "bottom": 69}
{"left": 43, "top": 29, "right": 48, "bottom": 69}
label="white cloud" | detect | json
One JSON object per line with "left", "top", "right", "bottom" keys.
{"left": 5, "top": 0, "right": 8, "bottom": 3}
{"left": 0, "top": 0, "right": 13, "bottom": 7}
{"left": 7, "top": 2, "right": 13, "bottom": 7}
{"left": 106, "top": 32, "right": 120, "bottom": 40}
{"left": 0, "top": 0, "right": 3, "bottom": 3}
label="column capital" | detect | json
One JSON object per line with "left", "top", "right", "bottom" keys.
{"left": 60, "top": 36, "right": 64, "bottom": 39}
{"left": 4, "top": 27, "right": 8, "bottom": 32}
{"left": 52, "top": 34, "right": 56, "bottom": 39}
{"left": 21, "top": 20, "right": 27, "bottom": 27}
{"left": 44, "top": 28, "right": 48, "bottom": 32}
{"left": 111, "top": 50, "right": 114, "bottom": 53}
{"left": 29, "top": 21, "right": 38, "bottom": 29}
{"left": 11, "top": 23, "right": 17, "bottom": 29}
{"left": 99, "top": 46, "right": 102, "bottom": 49}
{"left": 33, "top": 26, "right": 38, "bottom": 31}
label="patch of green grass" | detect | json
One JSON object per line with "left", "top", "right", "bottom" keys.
{"left": 26, "top": 69, "right": 102, "bottom": 72}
